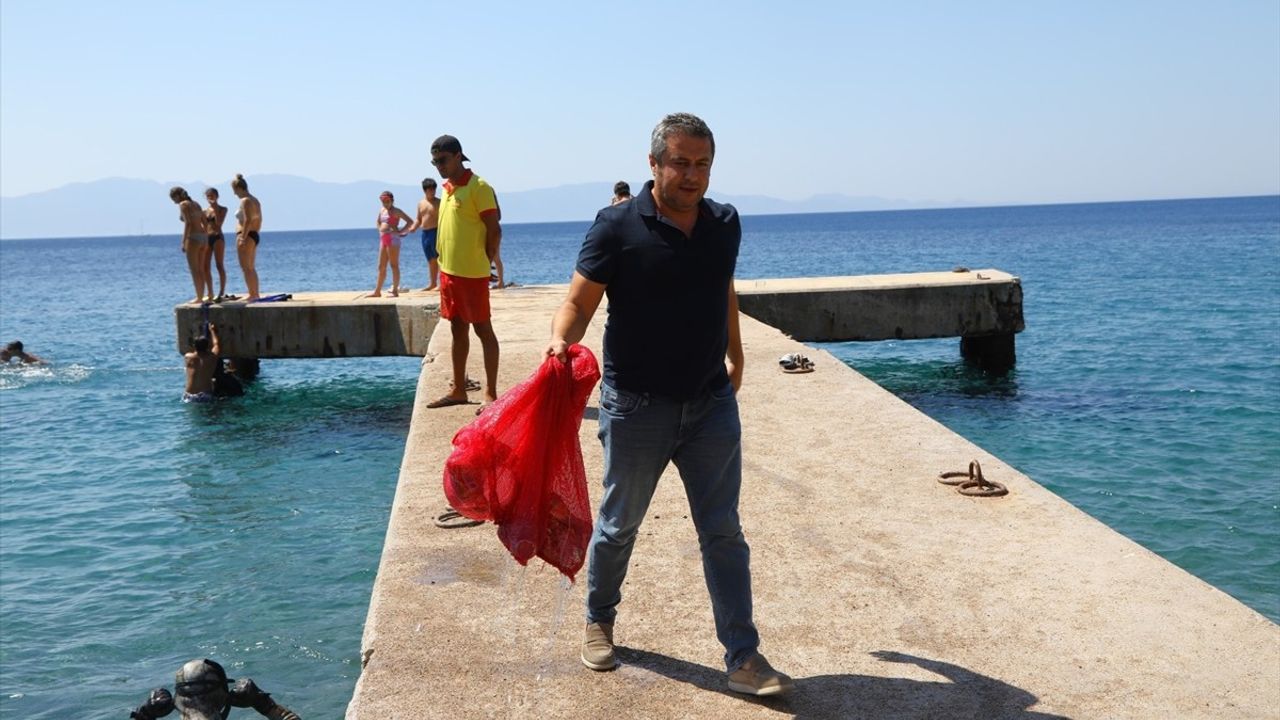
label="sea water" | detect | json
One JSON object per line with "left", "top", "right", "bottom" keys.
{"left": 1, "top": 195, "right": 1276, "bottom": 718}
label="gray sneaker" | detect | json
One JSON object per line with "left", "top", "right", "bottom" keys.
{"left": 727, "top": 653, "right": 794, "bottom": 696}
{"left": 581, "top": 622, "right": 617, "bottom": 671}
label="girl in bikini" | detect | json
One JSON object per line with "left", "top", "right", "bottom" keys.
{"left": 231, "top": 173, "right": 263, "bottom": 302}
{"left": 170, "top": 186, "right": 212, "bottom": 303}
{"left": 204, "top": 188, "right": 229, "bottom": 301}
{"left": 371, "top": 191, "right": 414, "bottom": 297}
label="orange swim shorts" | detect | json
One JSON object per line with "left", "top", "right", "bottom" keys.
{"left": 439, "top": 272, "right": 491, "bottom": 324}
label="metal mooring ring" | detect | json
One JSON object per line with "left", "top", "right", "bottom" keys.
{"left": 937, "top": 460, "right": 972, "bottom": 486}
{"left": 958, "top": 478, "right": 1008, "bottom": 497}
{"left": 939, "top": 460, "right": 1009, "bottom": 497}
{"left": 938, "top": 460, "right": 982, "bottom": 486}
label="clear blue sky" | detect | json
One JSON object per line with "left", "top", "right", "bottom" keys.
{"left": 2, "top": 1, "right": 1277, "bottom": 205}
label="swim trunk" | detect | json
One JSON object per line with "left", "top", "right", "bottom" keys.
{"left": 244, "top": 231, "right": 260, "bottom": 245}
{"left": 188, "top": 233, "right": 209, "bottom": 247}
{"left": 182, "top": 391, "right": 215, "bottom": 403}
{"left": 209, "top": 232, "right": 224, "bottom": 244}
{"left": 439, "top": 272, "right": 491, "bottom": 324}
{"left": 380, "top": 232, "right": 402, "bottom": 249}
{"left": 421, "top": 228, "right": 439, "bottom": 261}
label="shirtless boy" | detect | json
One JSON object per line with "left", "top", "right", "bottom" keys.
{"left": 414, "top": 177, "right": 441, "bottom": 291}
{"left": 183, "top": 324, "right": 222, "bottom": 402}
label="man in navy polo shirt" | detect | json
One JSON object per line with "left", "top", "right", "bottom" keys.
{"left": 545, "top": 113, "right": 793, "bottom": 697}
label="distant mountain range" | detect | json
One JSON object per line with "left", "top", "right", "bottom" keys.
{"left": 0, "top": 174, "right": 955, "bottom": 240}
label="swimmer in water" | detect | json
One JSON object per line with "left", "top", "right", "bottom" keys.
{"left": 183, "top": 325, "right": 222, "bottom": 403}
{"left": 1, "top": 341, "right": 45, "bottom": 365}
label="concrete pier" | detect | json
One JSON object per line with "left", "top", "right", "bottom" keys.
{"left": 734, "top": 269, "right": 1024, "bottom": 342}
{"left": 173, "top": 271, "right": 1022, "bottom": 367}
{"left": 173, "top": 291, "right": 440, "bottom": 358}
{"left": 737, "top": 269, "right": 1023, "bottom": 371}
{"left": 346, "top": 285, "right": 1278, "bottom": 719}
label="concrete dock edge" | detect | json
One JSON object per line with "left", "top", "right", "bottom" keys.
{"left": 347, "top": 285, "right": 1279, "bottom": 720}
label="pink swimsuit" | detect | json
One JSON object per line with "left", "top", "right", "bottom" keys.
{"left": 379, "top": 209, "right": 401, "bottom": 248}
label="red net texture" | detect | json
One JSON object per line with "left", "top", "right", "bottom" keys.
{"left": 443, "top": 344, "right": 600, "bottom": 581}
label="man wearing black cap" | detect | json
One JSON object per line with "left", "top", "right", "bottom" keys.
{"left": 425, "top": 135, "right": 502, "bottom": 413}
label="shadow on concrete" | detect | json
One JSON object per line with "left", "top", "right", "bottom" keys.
{"left": 616, "top": 647, "right": 1070, "bottom": 720}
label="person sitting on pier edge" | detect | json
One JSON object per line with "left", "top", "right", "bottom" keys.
{"left": 544, "top": 112, "right": 794, "bottom": 696}
{"left": 424, "top": 134, "right": 502, "bottom": 414}
{"left": 1, "top": 340, "right": 45, "bottom": 365}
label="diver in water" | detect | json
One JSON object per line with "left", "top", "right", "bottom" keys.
{"left": 128, "top": 658, "right": 300, "bottom": 720}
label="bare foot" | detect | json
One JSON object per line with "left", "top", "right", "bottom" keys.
{"left": 246, "top": 295, "right": 261, "bottom": 302}
{"left": 424, "top": 284, "right": 437, "bottom": 291}
{"left": 369, "top": 291, "right": 382, "bottom": 298}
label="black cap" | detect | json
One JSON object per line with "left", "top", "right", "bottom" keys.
{"left": 430, "top": 135, "right": 470, "bottom": 162}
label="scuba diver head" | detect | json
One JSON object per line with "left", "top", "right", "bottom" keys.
{"left": 173, "top": 658, "right": 231, "bottom": 720}
{"left": 130, "top": 658, "right": 301, "bottom": 720}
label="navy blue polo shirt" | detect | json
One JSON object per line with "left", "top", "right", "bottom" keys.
{"left": 576, "top": 180, "right": 740, "bottom": 400}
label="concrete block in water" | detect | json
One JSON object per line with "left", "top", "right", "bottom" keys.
{"left": 735, "top": 269, "right": 1024, "bottom": 342}
{"left": 173, "top": 292, "right": 440, "bottom": 358}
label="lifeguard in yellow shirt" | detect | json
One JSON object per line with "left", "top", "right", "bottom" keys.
{"left": 426, "top": 134, "right": 502, "bottom": 414}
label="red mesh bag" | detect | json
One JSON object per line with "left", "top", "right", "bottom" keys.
{"left": 443, "top": 344, "right": 600, "bottom": 581}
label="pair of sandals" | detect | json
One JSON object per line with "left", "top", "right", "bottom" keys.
{"left": 778, "top": 353, "right": 815, "bottom": 374}
{"left": 433, "top": 506, "right": 483, "bottom": 529}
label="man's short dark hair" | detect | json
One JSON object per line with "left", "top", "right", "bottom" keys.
{"left": 193, "top": 335, "right": 210, "bottom": 353}
{"left": 422, "top": 178, "right": 437, "bottom": 190}
{"left": 613, "top": 181, "right": 631, "bottom": 197}
{"left": 6, "top": 341, "right": 22, "bottom": 354}
{"left": 650, "top": 113, "right": 715, "bottom": 164}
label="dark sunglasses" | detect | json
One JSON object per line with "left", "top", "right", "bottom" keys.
{"left": 430, "top": 154, "right": 454, "bottom": 167}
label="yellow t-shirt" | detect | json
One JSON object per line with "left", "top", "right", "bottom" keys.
{"left": 438, "top": 171, "right": 498, "bottom": 278}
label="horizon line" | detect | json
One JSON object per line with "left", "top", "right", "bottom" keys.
{"left": 2, "top": 194, "right": 1275, "bottom": 243}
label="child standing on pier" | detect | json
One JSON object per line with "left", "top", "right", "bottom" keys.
{"left": 371, "top": 191, "right": 414, "bottom": 297}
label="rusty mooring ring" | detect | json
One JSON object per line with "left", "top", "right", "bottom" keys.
{"left": 938, "top": 460, "right": 1008, "bottom": 497}
{"left": 938, "top": 468, "right": 971, "bottom": 486}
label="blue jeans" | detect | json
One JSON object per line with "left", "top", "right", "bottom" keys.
{"left": 586, "top": 381, "right": 760, "bottom": 671}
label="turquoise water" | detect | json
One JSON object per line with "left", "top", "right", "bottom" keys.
{"left": 1, "top": 195, "right": 1277, "bottom": 718}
